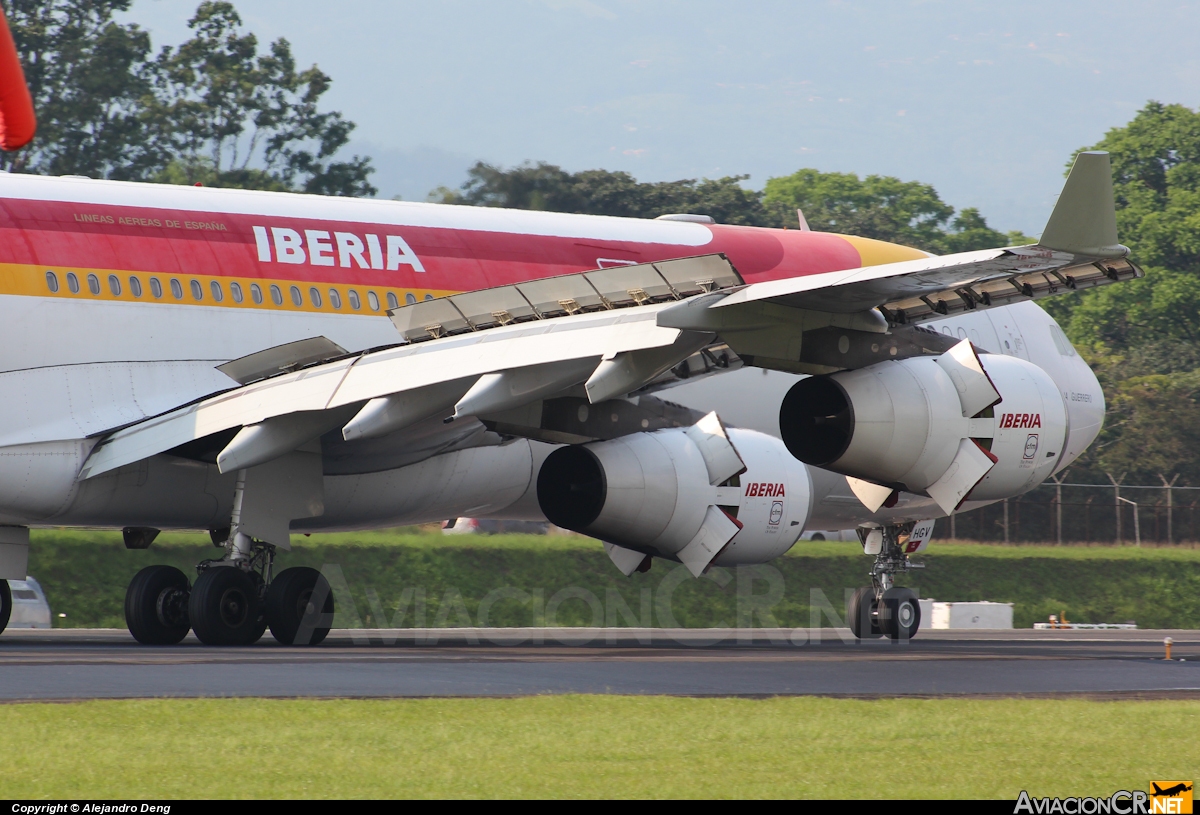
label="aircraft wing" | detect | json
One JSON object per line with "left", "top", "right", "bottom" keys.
{"left": 78, "top": 151, "right": 1139, "bottom": 480}
{"left": 709, "top": 245, "right": 1137, "bottom": 322}
{"left": 695, "top": 151, "right": 1138, "bottom": 323}
{"left": 79, "top": 256, "right": 730, "bottom": 480}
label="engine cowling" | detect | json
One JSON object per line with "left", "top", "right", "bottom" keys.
{"left": 965, "top": 356, "right": 1069, "bottom": 501}
{"left": 779, "top": 339, "right": 1066, "bottom": 512}
{"left": 537, "top": 419, "right": 811, "bottom": 575}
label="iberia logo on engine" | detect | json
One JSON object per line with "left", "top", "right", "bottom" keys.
{"left": 746, "top": 483, "right": 785, "bottom": 497}
{"left": 1001, "top": 413, "right": 1042, "bottom": 429}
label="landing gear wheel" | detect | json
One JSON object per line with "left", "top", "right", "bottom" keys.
{"left": 188, "top": 567, "right": 264, "bottom": 646}
{"left": 880, "top": 587, "right": 921, "bottom": 640}
{"left": 0, "top": 580, "right": 11, "bottom": 636}
{"left": 125, "top": 565, "right": 190, "bottom": 645}
{"left": 266, "top": 567, "right": 334, "bottom": 646}
{"left": 846, "top": 586, "right": 881, "bottom": 639}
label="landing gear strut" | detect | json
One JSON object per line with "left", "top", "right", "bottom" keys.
{"left": 123, "top": 468, "right": 333, "bottom": 646}
{"left": 847, "top": 524, "right": 924, "bottom": 640}
{"left": 188, "top": 515, "right": 281, "bottom": 645}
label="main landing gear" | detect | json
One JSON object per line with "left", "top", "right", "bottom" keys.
{"left": 846, "top": 524, "right": 924, "bottom": 641}
{"left": 124, "top": 533, "right": 334, "bottom": 647}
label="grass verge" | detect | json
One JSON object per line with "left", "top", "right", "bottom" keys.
{"left": 0, "top": 696, "right": 1193, "bottom": 798}
{"left": 26, "top": 530, "right": 1200, "bottom": 629}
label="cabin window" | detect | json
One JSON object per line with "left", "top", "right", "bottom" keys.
{"left": 170, "top": 278, "right": 183, "bottom": 299}
{"left": 424, "top": 293, "right": 434, "bottom": 301}
{"left": 309, "top": 287, "right": 322, "bottom": 308}
{"left": 250, "top": 283, "right": 263, "bottom": 305}
{"left": 328, "top": 289, "right": 342, "bottom": 309}
{"left": 367, "top": 291, "right": 380, "bottom": 311}
{"left": 290, "top": 286, "right": 302, "bottom": 306}
{"left": 386, "top": 292, "right": 399, "bottom": 310}
{"left": 129, "top": 277, "right": 143, "bottom": 297}
{"left": 348, "top": 289, "right": 361, "bottom": 310}
{"left": 107, "top": 275, "right": 121, "bottom": 296}
{"left": 150, "top": 277, "right": 163, "bottom": 298}
{"left": 405, "top": 292, "right": 417, "bottom": 305}
{"left": 87, "top": 274, "right": 100, "bottom": 295}
{"left": 230, "top": 281, "right": 243, "bottom": 303}
{"left": 67, "top": 273, "right": 80, "bottom": 293}
{"left": 45, "top": 271, "right": 58, "bottom": 293}
{"left": 210, "top": 281, "right": 224, "bottom": 302}
{"left": 270, "top": 284, "right": 283, "bottom": 305}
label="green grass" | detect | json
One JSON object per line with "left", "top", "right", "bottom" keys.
{"left": 0, "top": 697, "right": 1193, "bottom": 798}
{"left": 26, "top": 529, "right": 1200, "bottom": 629}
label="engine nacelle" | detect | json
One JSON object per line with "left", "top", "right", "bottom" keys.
{"left": 779, "top": 339, "right": 1066, "bottom": 512}
{"left": 537, "top": 422, "right": 811, "bottom": 574}
{"left": 966, "top": 356, "right": 1069, "bottom": 501}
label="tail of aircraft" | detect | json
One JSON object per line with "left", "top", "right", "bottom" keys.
{"left": 0, "top": 6, "right": 35, "bottom": 150}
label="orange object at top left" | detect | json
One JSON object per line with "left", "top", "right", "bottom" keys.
{"left": 0, "top": 9, "right": 35, "bottom": 151}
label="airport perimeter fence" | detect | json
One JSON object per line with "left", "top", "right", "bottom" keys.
{"left": 948, "top": 478, "right": 1200, "bottom": 545}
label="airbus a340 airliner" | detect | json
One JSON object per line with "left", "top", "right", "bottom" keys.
{"left": 0, "top": 152, "right": 1137, "bottom": 645}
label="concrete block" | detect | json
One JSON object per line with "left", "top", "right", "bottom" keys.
{"left": 925, "top": 600, "right": 1013, "bottom": 630}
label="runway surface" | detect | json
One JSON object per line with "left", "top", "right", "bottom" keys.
{"left": 1, "top": 627, "right": 1197, "bottom": 700}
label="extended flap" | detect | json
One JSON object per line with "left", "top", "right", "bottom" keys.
{"left": 683, "top": 412, "right": 746, "bottom": 486}
{"left": 935, "top": 338, "right": 1002, "bottom": 418}
{"left": 926, "top": 439, "right": 997, "bottom": 516}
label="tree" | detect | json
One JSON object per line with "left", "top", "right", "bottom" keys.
{"left": 932, "top": 208, "right": 1034, "bottom": 254}
{"left": 1054, "top": 103, "right": 1200, "bottom": 350}
{"left": 432, "top": 161, "right": 772, "bottom": 225}
{"left": 762, "top": 169, "right": 954, "bottom": 249}
{"left": 0, "top": 0, "right": 374, "bottom": 196}
{"left": 1066, "top": 357, "right": 1200, "bottom": 484}
{"left": 148, "top": 2, "right": 374, "bottom": 195}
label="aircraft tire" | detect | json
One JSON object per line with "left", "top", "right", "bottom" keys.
{"left": 188, "top": 566, "right": 263, "bottom": 646}
{"left": 265, "top": 567, "right": 334, "bottom": 646}
{"left": 846, "top": 586, "right": 880, "bottom": 639}
{"left": 880, "top": 587, "right": 921, "bottom": 640}
{"left": 124, "top": 565, "right": 190, "bottom": 645}
{"left": 0, "top": 579, "right": 11, "bottom": 636}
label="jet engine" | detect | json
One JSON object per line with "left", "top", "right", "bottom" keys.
{"left": 537, "top": 413, "right": 811, "bottom": 576}
{"left": 778, "top": 339, "right": 1066, "bottom": 513}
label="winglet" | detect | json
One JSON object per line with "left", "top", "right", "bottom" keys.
{"left": 1039, "top": 151, "right": 1126, "bottom": 258}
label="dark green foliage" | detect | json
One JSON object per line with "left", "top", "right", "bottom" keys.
{"left": 1057, "top": 101, "right": 1200, "bottom": 347}
{"left": 0, "top": 0, "right": 374, "bottom": 195}
{"left": 1047, "top": 103, "right": 1200, "bottom": 485}
{"left": 432, "top": 162, "right": 772, "bottom": 226}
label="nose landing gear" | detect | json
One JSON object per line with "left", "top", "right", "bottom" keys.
{"left": 846, "top": 524, "right": 924, "bottom": 640}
